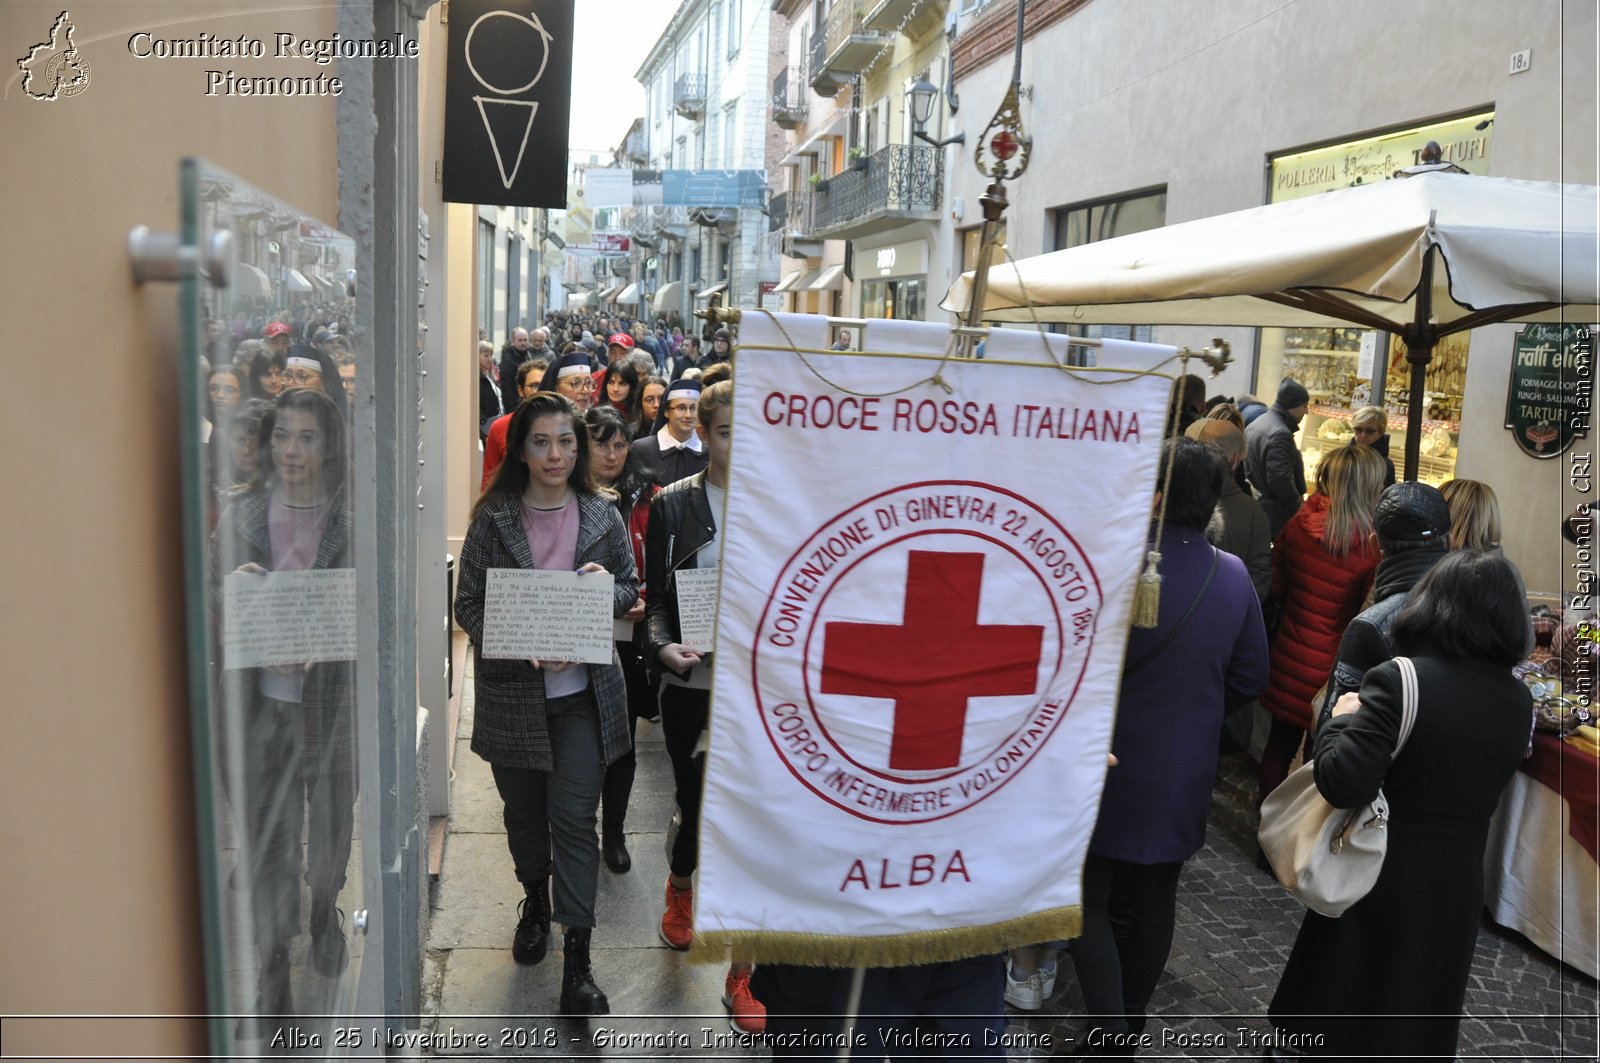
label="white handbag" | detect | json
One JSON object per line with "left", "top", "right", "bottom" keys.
{"left": 1257, "top": 656, "right": 1419, "bottom": 917}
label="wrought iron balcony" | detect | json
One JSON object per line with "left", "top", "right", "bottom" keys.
{"left": 622, "top": 131, "right": 648, "bottom": 167}
{"left": 673, "top": 72, "right": 707, "bottom": 119}
{"left": 813, "top": 143, "right": 943, "bottom": 239}
{"left": 771, "top": 67, "right": 808, "bottom": 131}
{"left": 765, "top": 188, "right": 824, "bottom": 256}
{"left": 785, "top": 189, "right": 824, "bottom": 256}
{"left": 808, "top": 4, "right": 889, "bottom": 95}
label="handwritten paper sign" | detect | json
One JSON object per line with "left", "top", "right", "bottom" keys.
{"left": 1357, "top": 331, "right": 1377, "bottom": 379}
{"left": 675, "top": 567, "right": 720, "bottom": 654}
{"left": 482, "top": 568, "right": 615, "bottom": 664}
{"left": 223, "top": 568, "right": 359, "bottom": 669}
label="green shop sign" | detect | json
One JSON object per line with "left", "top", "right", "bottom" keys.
{"left": 1504, "top": 324, "right": 1594, "bottom": 458}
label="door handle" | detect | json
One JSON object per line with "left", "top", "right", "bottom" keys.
{"left": 127, "top": 225, "right": 233, "bottom": 286}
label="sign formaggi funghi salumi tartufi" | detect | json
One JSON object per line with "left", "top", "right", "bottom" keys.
{"left": 1505, "top": 324, "right": 1595, "bottom": 459}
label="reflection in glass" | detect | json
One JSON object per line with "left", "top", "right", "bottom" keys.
{"left": 182, "top": 160, "right": 363, "bottom": 1053}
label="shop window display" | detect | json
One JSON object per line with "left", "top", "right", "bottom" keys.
{"left": 1272, "top": 325, "right": 1465, "bottom": 488}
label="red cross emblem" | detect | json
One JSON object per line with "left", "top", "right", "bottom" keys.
{"left": 754, "top": 481, "right": 1098, "bottom": 823}
{"left": 990, "top": 130, "right": 1020, "bottom": 161}
{"left": 821, "top": 551, "right": 1045, "bottom": 771}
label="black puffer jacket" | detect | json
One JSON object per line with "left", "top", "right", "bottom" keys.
{"left": 1314, "top": 547, "right": 1446, "bottom": 733}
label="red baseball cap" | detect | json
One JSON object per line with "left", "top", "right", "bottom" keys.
{"left": 263, "top": 322, "right": 291, "bottom": 338}
{"left": 607, "top": 332, "right": 634, "bottom": 349}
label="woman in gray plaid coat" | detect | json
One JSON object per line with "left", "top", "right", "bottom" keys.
{"left": 212, "top": 387, "right": 357, "bottom": 1028}
{"left": 454, "top": 393, "right": 639, "bottom": 1016}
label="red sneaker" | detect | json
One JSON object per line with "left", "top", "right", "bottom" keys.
{"left": 660, "top": 881, "right": 694, "bottom": 950}
{"left": 721, "top": 966, "right": 767, "bottom": 1035}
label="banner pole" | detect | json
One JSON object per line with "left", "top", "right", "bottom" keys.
{"left": 836, "top": 965, "right": 866, "bottom": 1062}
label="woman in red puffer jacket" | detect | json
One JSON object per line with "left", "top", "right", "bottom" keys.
{"left": 1258, "top": 444, "right": 1386, "bottom": 805}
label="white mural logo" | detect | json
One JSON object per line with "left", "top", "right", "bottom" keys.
{"left": 466, "top": 9, "right": 553, "bottom": 189}
{"left": 18, "top": 11, "right": 92, "bottom": 101}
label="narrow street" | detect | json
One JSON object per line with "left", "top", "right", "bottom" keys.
{"left": 421, "top": 653, "right": 1597, "bottom": 1060}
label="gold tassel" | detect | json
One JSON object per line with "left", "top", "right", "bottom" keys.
{"left": 1132, "top": 550, "right": 1162, "bottom": 628}
{"left": 685, "top": 905, "right": 1082, "bottom": 968}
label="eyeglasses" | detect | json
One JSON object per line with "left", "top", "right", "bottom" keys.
{"left": 563, "top": 378, "right": 596, "bottom": 392}
{"left": 283, "top": 369, "right": 323, "bottom": 386}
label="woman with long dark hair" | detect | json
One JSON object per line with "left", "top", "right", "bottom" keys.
{"left": 1269, "top": 550, "right": 1533, "bottom": 1057}
{"left": 242, "top": 346, "right": 287, "bottom": 402}
{"left": 452, "top": 393, "right": 638, "bottom": 1016}
{"left": 584, "top": 406, "right": 657, "bottom": 873}
{"left": 636, "top": 375, "right": 667, "bottom": 441}
{"left": 597, "top": 359, "right": 643, "bottom": 433}
{"left": 212, "top": 386, "right": 356, "bottom": 1026}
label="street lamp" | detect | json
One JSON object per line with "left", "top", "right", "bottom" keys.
{"left": 908, "top": 79, "right": 965, "bottom": 149}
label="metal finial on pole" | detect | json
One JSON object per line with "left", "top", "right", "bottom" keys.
{"left": 958, "top": 0, "right": 1031, "bottom": 357}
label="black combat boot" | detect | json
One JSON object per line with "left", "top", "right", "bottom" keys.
{"left": 601, "top": 821, "right": 632, "bottom": 873}
{"left": 558, "top": 926, "right": 610, "bottom": 1015}
{"left": 512, "top": 879, "right": 550, "bottom": 965}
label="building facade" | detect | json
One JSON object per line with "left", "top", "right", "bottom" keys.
{"left": 631, "top": 0, "right": 785, "bottom": 322}
{"left": 943, "top": 0, "right": 1595, "bottom": 593}
{"left": 770, "top": 0, "right": 959, "bottom": 322}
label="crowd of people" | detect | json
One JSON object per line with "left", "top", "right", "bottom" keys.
{"left": 455, "top": 324, "right": 1545, "bottom": 1058}
{"left": 202, "top": 304, "right": 359, "bottom": 524}
{"left": 213, "top": 301, "right": 1536, "bottom": 1058}
{"left": 465, "top": 310, "right": 758, "bottom": 1027}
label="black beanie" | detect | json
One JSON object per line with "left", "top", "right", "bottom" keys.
{"left": 1276, "top": 378, "right": 1310, "bottom": 409}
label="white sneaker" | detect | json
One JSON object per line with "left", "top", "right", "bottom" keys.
{"left": 1004, "top": 962, "right": 1044, "bottom": 1011}
{"left": 1039, "top": 958, "right": 1057, "bottom": 999}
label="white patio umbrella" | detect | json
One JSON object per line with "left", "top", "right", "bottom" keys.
{"left": 944, "top": 171, "right": 1599, "bottom": 478}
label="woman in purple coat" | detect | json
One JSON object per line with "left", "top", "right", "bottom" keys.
{"left": 1070, "top": 437, "right": 1270, "bottom": 1054}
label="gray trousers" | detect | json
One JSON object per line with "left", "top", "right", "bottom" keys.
{"left": 490, "top": 690, "right": 604, "bottom": 928}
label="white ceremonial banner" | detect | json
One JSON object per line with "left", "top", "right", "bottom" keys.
{"left": 480, "top": 569, "right": 615, "bottom": 664}
{"left": 693, "top": 312, "right": 1177, "bottom": 964}
{"left": 223, "top": 568, "right": 358, "bottom": 670}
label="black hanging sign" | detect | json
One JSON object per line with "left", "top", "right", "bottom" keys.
{"left": 1504, "top": 324, "right": 1594, "bottom": 458}
{"left": 443, "top": 0, "right": 574, "bottom": 208}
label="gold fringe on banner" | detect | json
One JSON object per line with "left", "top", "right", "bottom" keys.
{"left": 685, "top": 905, "right": 1082, "bottom": 968}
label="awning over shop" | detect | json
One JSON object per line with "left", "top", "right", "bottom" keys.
{"left": 284, "top": 268, "right": 314, "bottom": 293}
{"left": 598, "top": 284, "right": 621, "bottom": 302}
{"left": 773, "top": 268, "right": 818, "bottom": 293}
{"left": 236, "top": 263, "right": 272, "bottom": 300}
{"left": 809, "top": 263, "right": 847, "bottom": 290}
{"left": 653, "top": 281, "right": 683, "bottom": 315}
{"left": 575, "top": 289, "right": 598, "bottom": 308}
{"left": 695, "top": 280, "right": 730, "bottom": 301}
{"left": 616, "top": 282, "right": 641, "bottom": 303}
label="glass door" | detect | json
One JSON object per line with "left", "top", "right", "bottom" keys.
{"left": 179, "top": 159, "right": 366, "bottom": 1055}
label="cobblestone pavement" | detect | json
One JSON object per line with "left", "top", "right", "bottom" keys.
{"left": 1006, "top": 755, "right": 1599, "bottom": 1061}
{"left": 422, "top": 660, "right": 1598, "bottom": 1060}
